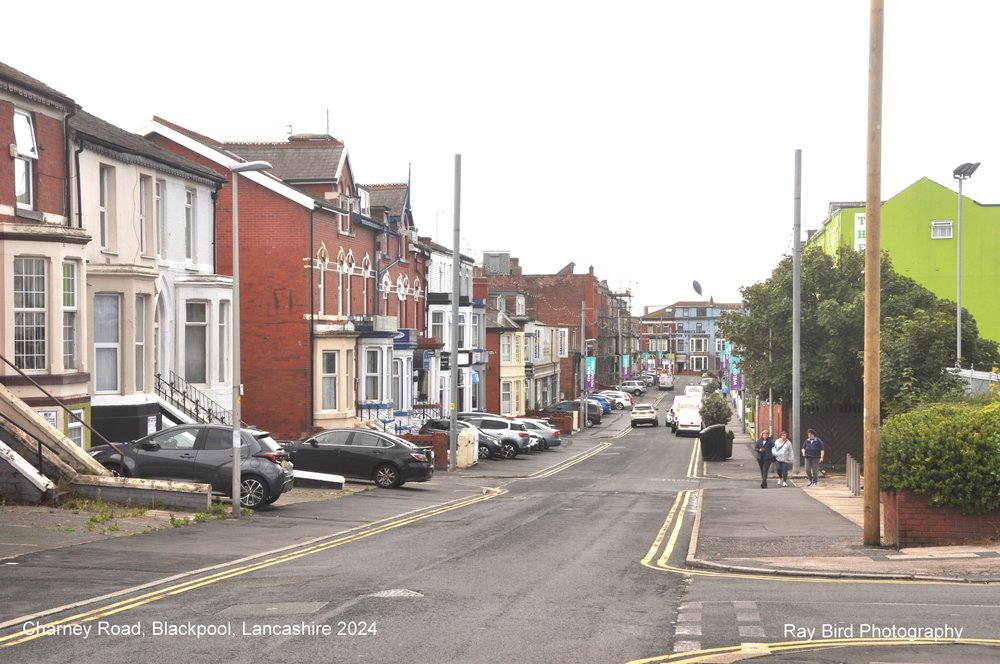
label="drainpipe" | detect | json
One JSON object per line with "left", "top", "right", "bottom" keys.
{"left": 64, "top": 107, "right": 78, "bottom": 227}
{"left": 210, "top": 188, "right": 219, "bottom": 273}
{"left": 308, "top": 209, "right": 315, "bottom": 431}
{"left": 73, "top": 143, "right": 84, "bottom": 229}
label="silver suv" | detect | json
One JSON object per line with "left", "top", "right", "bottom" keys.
{"left": 460, "top": 416, "right": 536, "bottom": 458}
{"left": 617, "top": 380, "right": 647, "bottom": 396}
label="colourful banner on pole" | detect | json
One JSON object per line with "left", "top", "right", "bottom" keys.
{"left": 585, "top": 356, "right": 596, "bottom": 392}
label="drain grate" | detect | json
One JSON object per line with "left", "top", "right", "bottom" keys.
{"left": 367, "top": 589, "right": 424, "bottom": 598}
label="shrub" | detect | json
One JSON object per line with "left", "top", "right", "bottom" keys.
{"left": 880, "top": 402, "right": 1000, "bottom": 514}
{"left": 700, "top": 393, "right": 732, "bottom": 428}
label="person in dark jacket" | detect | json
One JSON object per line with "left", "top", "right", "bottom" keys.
{"left": 802, "top": 428, "right": 826, "bottom": 486}
{"left": 753, "top": 428, "right": 775, "bottom": 489}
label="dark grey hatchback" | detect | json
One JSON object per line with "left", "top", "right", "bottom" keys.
{"left": 88, "top": 424, "right": 294, "bottom": 509}
{"left": 282, "top": 428, "right": 434, "bottom": 488}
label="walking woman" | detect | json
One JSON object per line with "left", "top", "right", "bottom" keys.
{"left": 753, "top": 428, "right": 775, "bottom": 489}
{"left": 772, "top": 431, "right": 793, "bottom": 487}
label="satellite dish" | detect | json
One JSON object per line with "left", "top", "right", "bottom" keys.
{"left": 693, "top": 281, "right": 702, "bottom": 296}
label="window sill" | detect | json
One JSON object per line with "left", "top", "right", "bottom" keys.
{"left": 100, "top": 249, "right": 119, "bottom": 257}
{"left": 15, "top": 208, "right": 45, "bottom": 222}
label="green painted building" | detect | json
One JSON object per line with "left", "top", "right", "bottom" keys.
{"left": 807, "top": 177, "right": 1000, "bottom": 344}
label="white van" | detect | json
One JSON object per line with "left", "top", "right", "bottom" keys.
{"left": 657, "top": 373, "right": 675, "bottom": 391}
{"left": 684, "top": 385, "right": 704, "bottom": 401}
{"left": 675, "top": 407, "right": 702, "bottom": 436}
{"left": 667, "top": 395, "right": 700, "bottom": 432}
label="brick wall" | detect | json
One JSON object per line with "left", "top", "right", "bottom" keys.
{"left": 882, "top": 489, "right": 1000, "bottom": 547}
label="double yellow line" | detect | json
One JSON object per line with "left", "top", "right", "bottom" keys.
{"left": 528, "top": 442, "right": 611, "bottom": 479}
{"left": 629, "top": 637, "right": 1000, "bottom": 664}
{"left": 1, "top": 488, "right": 506, "bottom": 648}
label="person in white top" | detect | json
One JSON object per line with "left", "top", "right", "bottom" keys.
{"left": 772, "top": 430, "right": 794, "bottom": 487}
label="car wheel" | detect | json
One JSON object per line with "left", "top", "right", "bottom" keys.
{"left": 633, "top": 390, "right": 641, "bottom": 396}
{"left": 479, "top": 443, "right": 492, "bottom": 459}
{"left": 501, "top": 442, "right": 517, "bottom": 459}
{"left": 239, "top": 475, "right": 268, "bottom": 509}
{"left": 374, "top": 463, "right": 401, "bottom": 488}
{"left": 102, "top": 462, "right": 129, "bottom": 477}
{"left": 615, "top": 402, "right": 624, "bottom": 410}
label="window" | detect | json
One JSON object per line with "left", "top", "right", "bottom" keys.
{"left": 931, "top": 220, "right": 953, "bottom": 239}
{"left": 139, "top": 176, "right": 152, "bottom": 255}
{"left": 155, "top": 180, "right": 165, "bottom": 257}
{"left": 692, "top": 338, "right": 706, "bottom": 353}
{"left": 95, "top": 294, "right": 121, "bottom": 392}
{"left": 184, "top": 189, "right": 196, "bottom": 260}
{"left": 135, "top": 295, "right": 147, "bottom": 391}
{"left": 716, "top": 339, "right": 723, "bottom": 353}
{"left": 676, "top": 323, "right": 684, "bottom": 332}
{"left": 62, "top": 262, "right": 77, "bottom": 370}
{"left": 676, "top": 338, "right": 686, "bottom": 353}
{"left": 14, "top": 110, "right": 38, "bottom": 209}
{"left": 696, "top": 323, "right": 703, "bottom": 333}
{"left": 558, "top": 329, "right": 568, "bottom": 357}
{"left": 514, "top": 334, "right": 522, "bottom": 362}
{"left": 515, "top": 295, "right": 525, "bottom": 316}
{"left": 514, "top": 380, "right": 522, "bottom": 415}
{"left": 322, "top": 351, "right": 338, "bottom": 410}
{"left": 346, "top": 350, "right": 354, "bottom": 407}
{"left": 218, "top": 301, "right": 229, "bottom": 383}
{"left": 67, "top": 410, "right": 84, "bottom": 448}
{"left": 458, "top": 314, "right": 466, "bottom": 349}
{"left": 692, "top": 356, "right": 707, "bottom": 372}
{"left": 501, "top": 381, "right": 512, "bottom": 415}
{"left": 185, "top": 302, "right": 207, "bottom": 383}
{"left": 365, "top": 348, "right": 381, "bottom": 400}
{"left": 697, "top": 308, "right": 707, "bottom": 317}
{"left": 501, "top": 335, "right": 511, "bottom": 362}
{"left": 339, "top": 192, "right": 351, "bottom": 233}
{"left": 431, "top": 311, "right": 444, "bottom": 341}
{"left": 471, "top": 314, "right": 480, "bottom": 348}
{"left": 14, "top": 257, "right": 46, "bottom": 370}
{"left": 99, "top": 165, "right": 115, "bottom": 250}
{"left": 392, "top": 358, "right": 402, "bottom": 408}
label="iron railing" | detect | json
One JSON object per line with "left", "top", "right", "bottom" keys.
{"left": 154, "top": 371, "right": 237, "bottom": 426}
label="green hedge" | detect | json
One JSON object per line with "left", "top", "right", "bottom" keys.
{"left": 880, "top": 401, "right": 1000, "bottom": 514}
{"left": 700, "top": 393, "right": 732, "bottom": 428}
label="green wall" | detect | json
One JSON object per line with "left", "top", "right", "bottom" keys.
{"left": 807, "top": 177, "right": 1000, "bottom": 345}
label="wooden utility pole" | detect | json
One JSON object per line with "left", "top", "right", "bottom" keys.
{"left": 863, "top": 0, "right": 884, "bottom": 547}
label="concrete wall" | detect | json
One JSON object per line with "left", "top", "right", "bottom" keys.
{"left": 71, "top": 475, "right": 211, "bottom": 512}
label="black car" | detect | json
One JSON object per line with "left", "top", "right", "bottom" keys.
{"left": 282, "top": 429, "right": 433, "bottom": 488}
{"left": 88, "top": 424, "right": 294, "bottom": 509}
{"left": 418, "top": 418, "right": 505, "bottom": 460}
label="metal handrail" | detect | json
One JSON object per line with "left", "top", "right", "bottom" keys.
{"left": 154, "top": 371, "right": 242, "bottom": 426}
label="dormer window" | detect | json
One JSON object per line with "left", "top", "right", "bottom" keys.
{"left": 515, "top": 295, "right": 525, "bottom": 316}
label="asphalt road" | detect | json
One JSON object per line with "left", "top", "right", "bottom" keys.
{"left": 3, "top": 378, "right": 1000, "bottom": 663}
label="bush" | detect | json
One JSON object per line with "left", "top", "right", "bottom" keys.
{"left": 700, "top": 393, "right": 732, "bottom": 428}
{"left": 880, "top": 401, "right": 1000, "bottom": 514}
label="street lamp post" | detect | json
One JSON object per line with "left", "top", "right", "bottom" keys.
{"left": 230, "top": 160, "right": 272, "bottom": 517}
{"left": 953, "top": 161, "right": 980, "bottom": 366}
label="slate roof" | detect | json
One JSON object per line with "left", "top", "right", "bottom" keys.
{"left": 71, "top": 110, "right": 224, "bottom": 183}
{"left": 362, "top": 183, "right": 408, "bottom": 214}
{"left": 0, "top": 61, "right": 76, "bottom": 110}
{"left": 223, "top": 136, "right": 345, "bottom": 183}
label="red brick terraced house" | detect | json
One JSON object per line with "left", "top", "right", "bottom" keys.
{"left": 142, "top": 120, "right": 427, "bottom": 439}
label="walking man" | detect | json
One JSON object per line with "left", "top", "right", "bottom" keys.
{"left": 802, "top": 428, "right": 825, "bottom": 487}
{"left": 754, "top": 428, "right": 775, "bottom": 489}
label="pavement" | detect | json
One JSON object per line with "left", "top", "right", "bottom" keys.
{"left": 688, "top": 411, "right": 1000, "bottom": 582}
{"left": 2, "top": 403, "right": 1000, "bottom": 583}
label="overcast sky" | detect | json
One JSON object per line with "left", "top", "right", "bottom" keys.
{"left": 6, "top": 1, "right": 999, "bottom": 313}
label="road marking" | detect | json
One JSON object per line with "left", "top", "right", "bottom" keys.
{"left": 685, "top": 438, "right": 700, "bottom": 478}
{"left": 627, "top": 637, "right": 1000, "bottom": 664}
{"left": 528, "top": 442, "right": 611, "bottom": 479}
{"left": 0, "top": 488, "right": 507, "bottom": 648}
{"left": 641, "top": 489, "right": 994, "bottom": 587}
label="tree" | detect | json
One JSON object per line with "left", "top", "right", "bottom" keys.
{"left": 700, "top": 393, "right": 732, "bottom": 427}
{"left": 719, "top": 246, "right": 999, "bottom": 415}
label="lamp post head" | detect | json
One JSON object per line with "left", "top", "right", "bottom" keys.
{"left": 231, "top": 160, "right": 273, "bottom": 174}
{"left": 953, "top": 162, "right": 980, "bottom": 180}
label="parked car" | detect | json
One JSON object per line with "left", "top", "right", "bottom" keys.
{"left": 617, "top": 380, "right": 647, "bottom": 396}
{"left": 640, "top": 373, "right": 657, "bottom": 386}
{"left": 282, "top": 428, "right": 433, "bottom": 488}
{"left": 630, "top": 403, "right": 659, "bottom": 427}
{"left": 596, "top": 390, "right": 632, "bottom": 410}
{"left": 587, "top": 396, "right": 612, "bottom": 414}
{"left": 89, "top": 424, "right": 293, "bottom": 509}
{"left": 419, "top": 418, "right": 505, "bottom": 460}
{"left": 516, "top": 418, "right": 561, "bottom": 448}
{"left": 461, "top": 416, "right": 535, "bottom": 457}
{"left": 544, "top": 400, "right": 603, "bottom": 426}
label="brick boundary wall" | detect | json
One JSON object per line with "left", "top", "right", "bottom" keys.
{"left": 881, "top": 489, "right": 1000, "bottom": 547}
